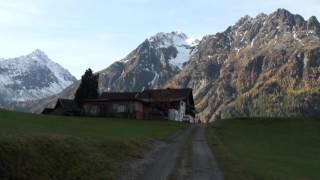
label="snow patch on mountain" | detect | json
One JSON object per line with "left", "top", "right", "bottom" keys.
{"left": 170, "top": 44, "right": 192, "bottom": 69}
{"left": 149, "top": 72, "right": 160, "bottom": 87}
{"left": 148, "top": 31, "right": 198, "bottom": 69}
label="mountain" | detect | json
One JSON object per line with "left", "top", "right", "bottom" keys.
{"left": 0, "top": 49, "right": 76, "bottom": 108}
{"left": 166, "top": 9, "right": 320, "bottom": 122}
{"left": 22, "top": 9, "right": 320, "bottom": 122}
{"left": 99, "top": 31, "right": 197, "bottom": 92}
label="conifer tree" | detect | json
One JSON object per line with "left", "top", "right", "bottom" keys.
{"left": 75, "top": 68, "right": 99, "bottom": 102}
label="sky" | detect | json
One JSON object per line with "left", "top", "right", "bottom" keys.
{"left": 1, "top": 0, "right": 320, "bottom": 78}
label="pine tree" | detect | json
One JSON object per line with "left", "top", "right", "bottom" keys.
{"left": 75, "top": 68, "right": 99, "bottom": 102}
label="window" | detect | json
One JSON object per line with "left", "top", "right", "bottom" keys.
{"left": 113, "top": 104, "right": 126, "bottom": 113}
{"left": 118, "top": 105, "right": 126, "bottom": 113}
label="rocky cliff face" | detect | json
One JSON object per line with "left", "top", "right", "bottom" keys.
{"left": 166, "top": 9, "right": 320, "bottom": 122}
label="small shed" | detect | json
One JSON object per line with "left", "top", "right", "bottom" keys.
{"left": 42, "top": 108, "right": 54, "bottom": 114}
{"left": 47, "top": 99, "right": 80, "bottom": 116}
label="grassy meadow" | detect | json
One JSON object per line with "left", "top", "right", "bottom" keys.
{"left": 206, "top": 118, "right": 320, "bottom": 180}
{"left": 0, "top": 109, "right": 185, "bottom": 179}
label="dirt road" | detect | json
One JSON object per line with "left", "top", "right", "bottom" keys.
{"left": 118, "top": 125, "right": 224, "bottom": 180}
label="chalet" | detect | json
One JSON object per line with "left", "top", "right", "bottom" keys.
{"left": 42, "top": 88, "right": 195, "bottom": 122}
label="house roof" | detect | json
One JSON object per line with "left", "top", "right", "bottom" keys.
{"left": 100, "top": 92, "right": 139, "bottom": 100}
{"left": 81, "top": 88, "right": 194, "bottom": 104}
{"left": 137, "top": 88, "right": 193, "bottom": 102}
{"left": 55, "top": 99, "right": 80, "bottom": 111}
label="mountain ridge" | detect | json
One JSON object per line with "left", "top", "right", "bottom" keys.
{"left": 13, "top": 9, "right": 320, "bottom": 122}
{"left": 166, "top": 8, "right": 320, "bottom": 122}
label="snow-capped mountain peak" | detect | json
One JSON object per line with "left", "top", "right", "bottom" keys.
{"left": 148, "top": 31, "right": 190, "bottom": 48}
{"left": 0, "top": 49, "right": 77, "bottom": 102}
{"left": 147, "top": 31, "right": 198, "bottom": 69}
{"left": 30, "top": 49, "right": 46, "bottom": 56}
{"left": 27, "top": 49, "right": 48, "bottom": 59}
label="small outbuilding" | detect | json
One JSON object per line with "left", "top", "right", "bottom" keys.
{"left": 42, "top": 99, "right": 80, "bottom": 116}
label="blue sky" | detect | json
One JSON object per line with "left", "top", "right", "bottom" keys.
{"left": 1, "top": 0, "right": 320, "bottom": 78}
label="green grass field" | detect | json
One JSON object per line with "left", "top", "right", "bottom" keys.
{"left": 0, "top": 109, "right": 185, "bottom": 180}
{"left": 206, "top": 118, "right": 320, "bottom": 180}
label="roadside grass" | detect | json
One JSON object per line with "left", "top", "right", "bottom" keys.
{"left": 0, "top": 109, "right": 185, "bottom": 180}
{"left": 206, "top": 118, "right": 320, "bottom": 180}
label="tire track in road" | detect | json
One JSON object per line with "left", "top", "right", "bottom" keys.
{"left": 118, "top": 125, "right": 223, "bottom": 180}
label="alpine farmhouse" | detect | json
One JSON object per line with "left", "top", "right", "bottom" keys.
{"left": 43, "top": 89, "right": 196, "bottom": 122}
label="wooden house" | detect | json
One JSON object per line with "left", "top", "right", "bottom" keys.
{"left": 43, "top": 88, "right": 195, "bottom": 122}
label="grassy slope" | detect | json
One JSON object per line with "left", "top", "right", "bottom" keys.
{"left": 206, "top": 118, "right": 320, "bottom": 180}
{"left": 0, "top": 109, "right": 185, "bottom": 180}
